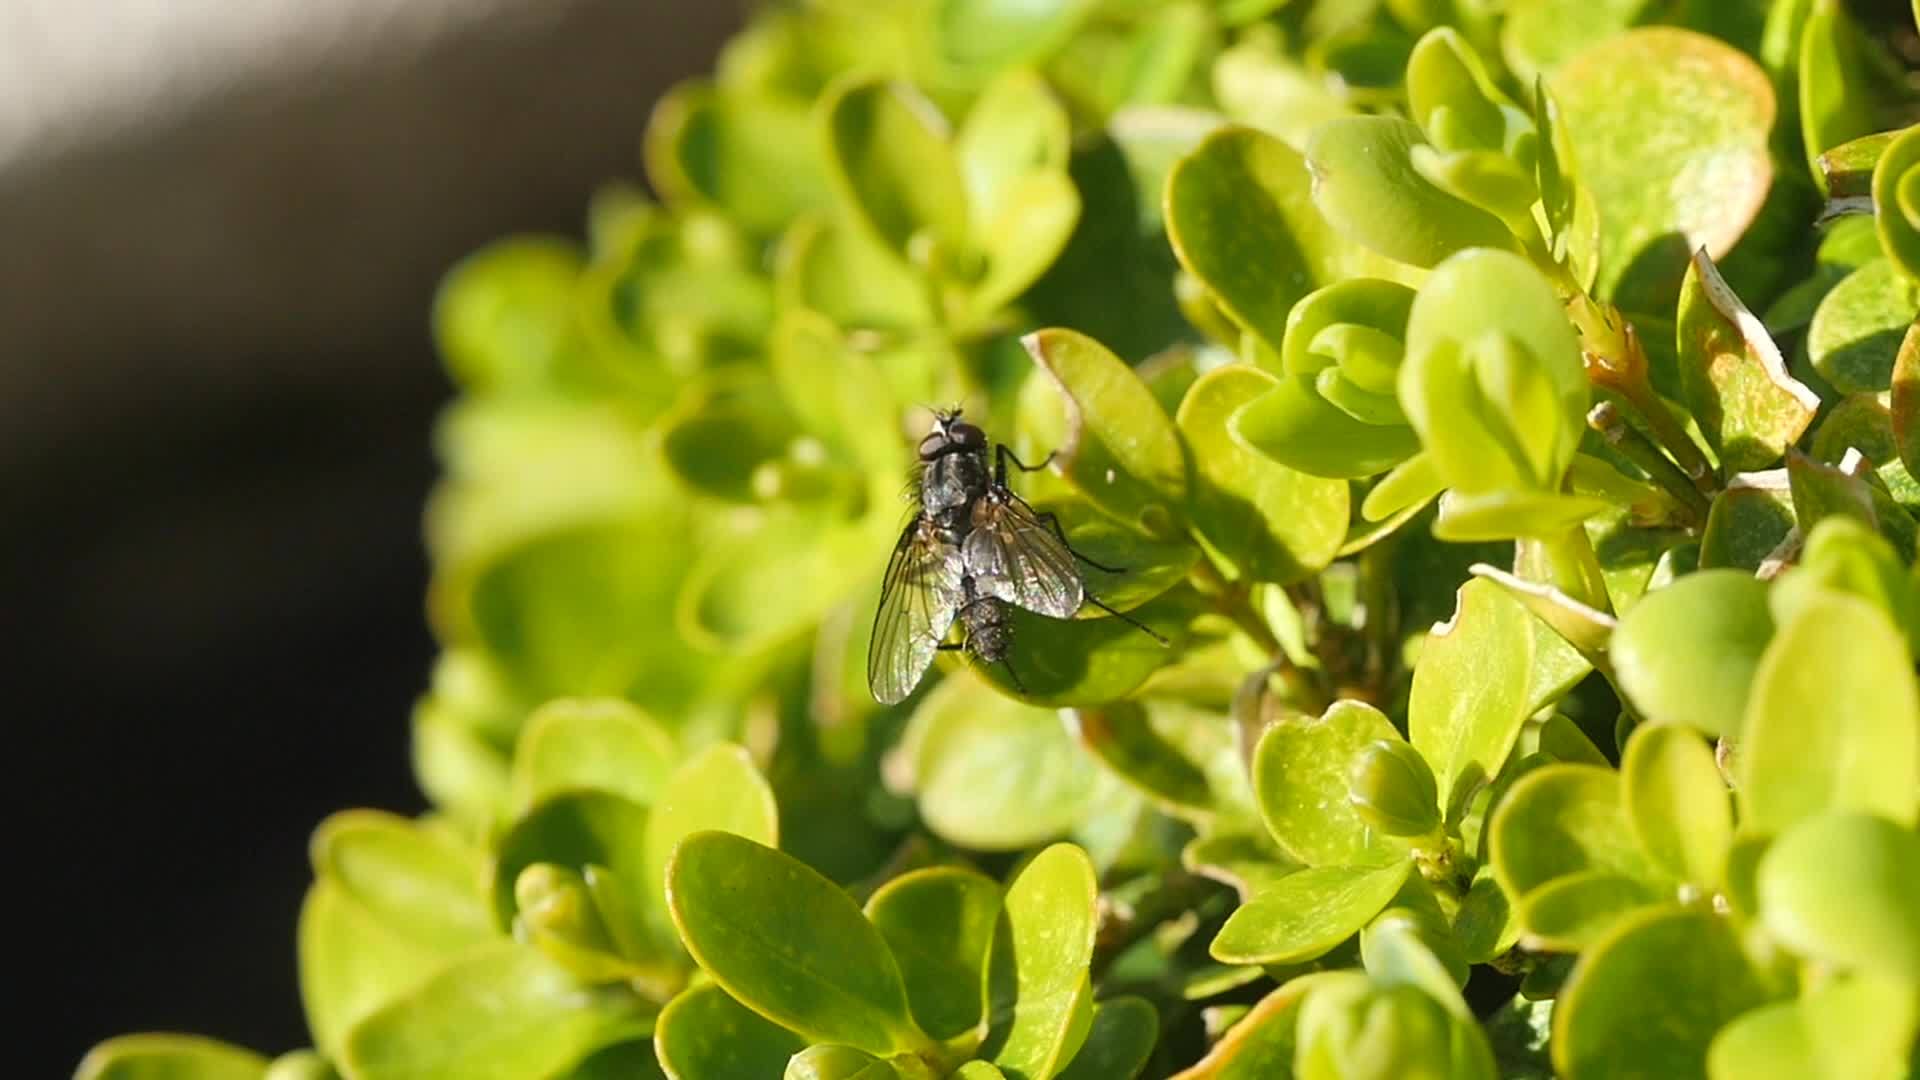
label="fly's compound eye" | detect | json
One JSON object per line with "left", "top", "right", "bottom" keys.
{"left": 952, "top": 422, "right": 987, "bottom": 449}
{"left": 917, "top": 432, "right": 948, "bottom": 460}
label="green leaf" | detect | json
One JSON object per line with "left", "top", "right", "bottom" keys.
{"left": 1293, "top": 967, "right": 1496, "bottom": 1080}
{"left": 1164, "top": 126, "right": 1349, "bottom": 352}
{"left": 643, "top": 83, "right": 829, "bottom": 235}
{"left": 1211, "top": 862, "right": 1413, "bottom": 965}
{"left": 1405, "top": 29, "right": 1517, "bottom": 156}
{"left": 1212, "top": 36, "right": 1351, "bottom": 149}
{"left": 298, "top": 879, "right": 457, "bottom": 1061}
{"left": 1304, "top": 116, "right": 1513, "bottom": 268}
{"left": 1739, "top": 591, "right": 1920, "bottom": 833}
{"left": 983, "top": 844, "right": 1100, "bottom": 1080}
{"left": 1360, "top": 909, "right": 1475, "bottom": 1007}
{"left": 1019, "top": 329, "right": 1191, "bottom": 538}
{"left": 1347, "top": 738, "right": 1443, "bottom": 838}
{"left": 1491, "top": 764, "right": 1655, "bottom": 900}
{"left": 1453, "top": 867, "right": 1520, "bottom": 964}
{"left": 968, "top": 586, "right": 1200, "bottom": 707}
{"left": 1874, "top": 126, "right": 1920, "bottom": 280}
{"left": 970, "top": 167, "right": 1083, "bottom": 320}
{"left": 774, "top": 214, "right": 937, "bottom": 331}
{"left": 1410, "top": 579, "right": 1538, "bottom": 820}
{"left": 768, "top": 309, "right": 909, "bottom": 473}
{"left": 1778, "top": 515, "right": 1920, "bottom": 653}
{"left": 1513, "top": 869, "right": 1657, "bottom": 953}
{"left": 1068, "top": 701, "right": 1217, "bottom": 816}
{"left": 1401, "top": 249, "right": 1588, "bottom": 494}
{"left": 1500, "top": 0, "right": 1652, "bottom": 84}
{"left": 1166, "top": 978, "right": 1328, "bottom": 1078}
{"left": 409, "top": 667, "right": 512, "bottom": 831}
{"left": 78, "top": 1035, "right": 268, "bottom": 1080}
{"left": 1359, "top": 452, "right": 1444, "bottom": 525}
{"left": 513, "top": 864, "right": 649, "bottom": 985}
{"left": 1785, "top": 447, "right": 1879, "bottom": 534}
{"left": 1231, "top": 375, "right": 1424, "bottom": 479}
{"left": 677, "top": 499, "right": 902, "bottom": 659}
{"left": 1708, "top": 973, "right": 1919, "bottom": 1080}
{"left": 1553, "top": 907, "right": 1769, "bottom": 1080}
{"left": 596, "top": 214, "right": 773, "bottom": 371}
{"left": 1054, "top": 997, "right": 1158, "bottom": 1080}
{"left": 1612, "top": 569, "right": 1774, "bottom": 736}
{"left": 1280, "top": 278, "right": 1415, "bottom": 387}
{"left": 667, "top": 832, "right": 924, "bottom": 1055}
{"left": 1468, "top": 563, "right": 1615, "bottom": 670}
{"left": 930, "top": 0, "right": 1094, "bottom": 74}
{"left": 433, "top": 238, "right": 589, "bottom": 394}
{"left": 1532, "top": 79, "right": 1603, "bottom": 292}
{"left": 783, "top": 1045, "right": 898, "bottom": 1080}
{"left": 660, "top": 375, "right": 803, "bottom": 503}
{"left": 491, "top": 792, "right": 652, "bottom": 943}
{"left": 1433, "top": 489, "right": 1612, "bottom": 542}
{"left": 904, "top": 676, "right": 1115, "bottom": 850}
{"left": 957, "top": 74, "right": 1078, "bottom": 317}
{"left": 1175, "top": 364, "right": 1349, "bottom": 582}
{"left": 1183, "top": 831, "right": 1301, "bottom": 899}
{"left": 509, "top": 699, "right": 678, "bottom": 814}
{"left": 1816, "top": 128, "right": 1902, "bottom": 201}
{"left": 642, "top": 743, "right": 779, "bottom": 943}
{"left": 1808, "top": 259, "right": 1920, "bottom": 394}
{"left": 1252, "top": 701, "right": 1410, "bottom": 866}
{"left": 262, "top": 1050, "right": 334, "bottom": 1080}
{"left": 1622, "top": 725, "right": 1733, "bottom": 888}
{"left": 1894, "top": 322, "right": 1920, "bottom": 479}
{"left": 1799, "top": 0, "right": 1886, "bottom": 186}
{"left": 1758, "top": 811, "right": 1920, "bottom": 979}
{"left": 1676, "top": 248, "right": 1820, "bottom": 471}
{"left": 653, "top": 984, "right": 806, "bottom": 1080}
{"left": 1026, "top": 122, "right": 1200, "bottom": 359}
{"left": 309, "top": 811, "right": 491, "bottom": 954}
{"left": 465, "top": 519, "right": 708, "bottom": 711}
{"left": 342, "top": 944, "right": 654, "bottom": 1080}
{"left": 956, "top": 70, "right": 1071, "bottom": 223}
{"left": 1552, "top": 28, "right": 1776, "bottom": 312}
{"left": 1698, "top": 470, "right": 1797, "bottom": 571}
{"left": 864, "top": 867, "right": 1003, "bottom": 1040}
{"left": 820, "top": 79, "right": 969, "bottom": 263}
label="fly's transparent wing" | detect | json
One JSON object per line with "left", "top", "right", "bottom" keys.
{"left": 868, "top": 515, "right": 965, "bottom": 704}
{"left": 964, "top": 493, "right": 1084, "bottom": 619}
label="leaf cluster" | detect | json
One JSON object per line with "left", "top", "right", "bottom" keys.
{"left": 84, "top": 1, "right": 1920, "bottom": 1078}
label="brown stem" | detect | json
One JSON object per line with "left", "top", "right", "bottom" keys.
{"left": 1569, "top": 298, "right": 1717, "bottom": 494}
{"left": 1588, "top": 401, "right": 1711, "bottom": 525}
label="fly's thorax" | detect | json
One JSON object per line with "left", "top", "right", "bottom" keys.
{"left": 920, "top": 447, "right": 991, "bottom": 516}
{"left": 927, "top": 509, "right": 966, "bottom": 548}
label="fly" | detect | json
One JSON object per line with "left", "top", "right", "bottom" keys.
{"left": 867, "top": 408, "right": 1168, "bottom": 705}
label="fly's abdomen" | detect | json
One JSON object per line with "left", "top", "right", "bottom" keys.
{"left": 961, "top": 593, "right": 1011, "bottom": 663}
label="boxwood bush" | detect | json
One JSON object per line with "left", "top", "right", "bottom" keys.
{"left": 84, "top": 1, "right": 1920, "bottom": 1078}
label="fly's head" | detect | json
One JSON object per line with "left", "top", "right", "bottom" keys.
{"left": 919, "top": 407, "right": 987, "bottom": 462}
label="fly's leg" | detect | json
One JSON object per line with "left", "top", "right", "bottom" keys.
{"left": 1084, "top": 590, "right": 1171, "bottom": 647}
{"left": 1034, "top": 507, "right": 1126, "bottom": 573}
{"left": 1003, "top": 487, "right": 1129, "bottom": 574}
{"left": 994, "top": 444, "right": 1057, "bottom": 487}
{"left": 936, "top": 642, "right": 965, "bottom": 651}
{"left": 1001, "top": 657, "right": 1028, "bottom": 694}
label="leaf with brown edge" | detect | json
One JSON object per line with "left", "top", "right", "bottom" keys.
{"left": 1675, "top": 248, "right": 1819, "bottom": 472}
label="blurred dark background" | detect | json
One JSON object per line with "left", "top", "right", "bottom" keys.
{"left": 4, "top": 2, "right": 735, "bottom": 1073}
